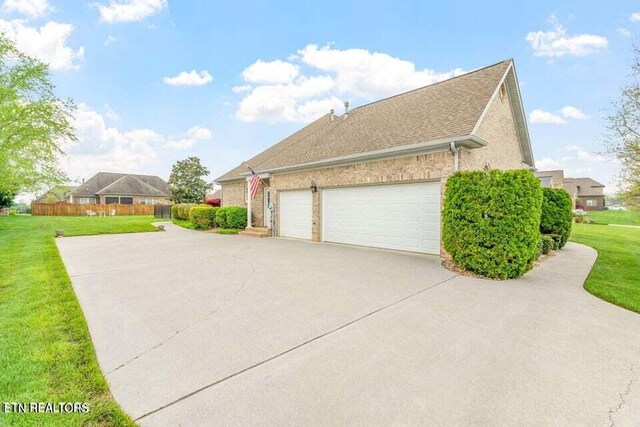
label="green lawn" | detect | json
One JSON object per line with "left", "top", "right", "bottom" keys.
{"left": 585, "top": 210, "right": 640, "bottom": 226}
{"left": 570, "top": 223, "right": 640, "bottom": 314}
{"left": 0, "top": 215, "right": 157, "bottom": 426}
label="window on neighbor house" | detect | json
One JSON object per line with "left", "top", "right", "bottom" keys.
{"left": 120, "top": 197, "right": 133, "bottom": 205}
{"left": 105, "top": 197, "right": 119, "bottom": 204}
{"left": 140, "top": 198, "right": 157, "bottom": 205}
{"left": 77, "top": 198, "right": 95, "bottom": 204}
{"left": 586, "top": 199, "right": 598, "bottom": 206}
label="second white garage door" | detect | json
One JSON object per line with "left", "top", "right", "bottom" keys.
{"left": 322, "top": 182, "right": 441, "bottom": 254}
{"left": 279, "top": 190, "right": 313, "bottom": 239}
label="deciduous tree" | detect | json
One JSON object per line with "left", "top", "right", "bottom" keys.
{"left": 0, "top": 35, "right": 76, "bottom": 193}
{"left": 168, "top": 156, "right": 212, "bottom": 203}
{"left": 606, "top": 45, "right": 640, "bottom": 210}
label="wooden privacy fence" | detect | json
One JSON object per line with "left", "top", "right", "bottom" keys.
{"left": 31, "top": 202, "right": 155, "bottom": 216}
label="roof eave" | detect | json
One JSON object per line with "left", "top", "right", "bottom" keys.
{"left": 216, "top": 135, "right": 486, "bottom": 183}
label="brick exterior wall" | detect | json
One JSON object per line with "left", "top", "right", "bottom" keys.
{"left": 221, "top": 179, "right": 268, "bottom": 227}
{"left": 461, "top": 84, "right": 526, "bottom": 171}
{"left": 269, "top": 152, "right": 455, "bottom": 243}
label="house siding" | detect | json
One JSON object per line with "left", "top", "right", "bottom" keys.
{"left": 461, "top": 85, "right": 525, "bottom": 171}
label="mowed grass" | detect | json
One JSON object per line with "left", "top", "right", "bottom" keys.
{"left": 570, "top": 223, "right": 640, "bottom": 314}
{"left": 0, "top": 215, "right": 157, "bottom": 426}
{"left": 586, "top": 210, "right": 640, "bottom": 226}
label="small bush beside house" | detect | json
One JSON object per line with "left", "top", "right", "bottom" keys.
{"left": 189, "top": 206, "right": 219, "bottom": 230}
{"left": 443, "top": 169, "right": 543, "bottom": 279}
{"left": 540, "top": 188, "right": 573, "bottom": 248}
{"left": 172, "top": 203, "right": 209, "bottom": 220}
{"left": 225, "top": 207, "right": 248, "bottom": 229}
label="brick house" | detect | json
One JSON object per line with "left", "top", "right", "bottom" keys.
{"left": 535, "top": 170, "right": 605, "bottom": 211}
{"left": 217, "top": 60, "right": 534, "bottom": 255}
{"left": 69, "top": 172, "right": 171, "bottom": 205}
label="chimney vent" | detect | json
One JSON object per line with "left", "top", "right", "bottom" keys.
{"left": 330, "top": 109, "right": 334, "bottom": 122}
{"left": 343, "top": 101, "right": 349, "bottom": 119}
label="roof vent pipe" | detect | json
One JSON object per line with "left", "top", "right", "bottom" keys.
{"left": 343, "top": 101, "right": 349, "bottom": 119}
{"left": 330, "top": 109, "right": 334, "bottom": 122}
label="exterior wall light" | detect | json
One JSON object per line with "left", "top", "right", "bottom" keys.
{"left": 310, "top": 181, "right": 318, "bottom": 193}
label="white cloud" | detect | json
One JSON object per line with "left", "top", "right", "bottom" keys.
{"left": 617, "top": 28, "right": 632, "bottom": 37}
{"left": 64, "top": 104, "right": 212, "bottom": 179}
{"left": 102, "top": 103, "right": 119, "bottom": 121}
{"left": 525, "top": 15, "right": 608, "bottom": 57}
{"left": 0, "top": 19, "right": 84, "bottom": 70}
{"left": 564, "top": 144, "right": 582, "bottom": 152}
{"left": 231, "top": 84, "right": 251, "bottom": 93}
{"left": 536, "top": 157, "right": 562, "bottom": 170}
{"left": 234, "top": 43, "right": 466, "bottom": 123}
{"left": 630, "top": 12, "right": 640, "bottom": 22}
{"left": 104, "top": 34, "right": 116, "bottom": 45}
{"left": 241, "top": 59, "right": 299, "bottom": 84}
{"left": 560, "top": 106, "right": 587, "bottom": 119}
{"left": 577, "top": 150, "right": 607, "bottom": 162}
{"left": 165, "top": 125, "right": 212, "bottom": 149}
{"left": 298, "top": 44, "right": 465, "bottom": 99}
{"left": 530, "top": 109, "right": 566, "bottom": 124}
{"left": 235, "top": 76, "right": 339, "bottom": 123}
{"left": 163, "top": 70, "right": 213, "bottom": 86}
{"left": 93, "top": 0, "right": 167, "bottom": 23}
{"left": 1, "top": 0, "right": 50, "bottom": 18}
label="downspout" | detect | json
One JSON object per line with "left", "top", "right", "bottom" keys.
{"left": 450, "top": 141, "right": 459, "bottom": 171}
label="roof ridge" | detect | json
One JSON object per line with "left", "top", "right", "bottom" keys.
{"left": 349, "top": 59, "right": 512, "bottom": 113}
{"left": 96, "top": 175, "right": 129, "bottom": 193}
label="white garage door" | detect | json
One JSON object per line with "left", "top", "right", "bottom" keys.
{"left": 322, "top": 182, "right": 440, "bottom": 254}
{"left": 279, "top": 190, "right": 313, "bottom": 239}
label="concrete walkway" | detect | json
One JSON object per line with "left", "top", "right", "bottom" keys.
{"left": 57, "top": 223, "right": 640, "bottom": 426}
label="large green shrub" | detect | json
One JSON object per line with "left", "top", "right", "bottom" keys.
{"left": 443, "top": 169, "right": 543, "bottom": 279}
{"left": 172, "top": 203, "right": 209, "bottom": 220}
{"left": 540, "top": 188, "right": 573, "bottom": 248}
{"left": 215, "top": 208, "right": 228, "bottom": 228}
{"left": 189, "top": 206, "right": 218, "bottom": 230}
{"left": 214, "top": 206, "right": 248, "bottom": 229}
{"left": 225, "top": 206, "right": 248, "bottom": 229}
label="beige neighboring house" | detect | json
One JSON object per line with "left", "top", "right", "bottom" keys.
{"left": 217, "top": 59, "right": 534, "bottom": 255}
{"left": 535, "top": 170, "right": 605, "bottom": 211}
{"left": 69, "top": 172, "right": 171, "bottom": 205}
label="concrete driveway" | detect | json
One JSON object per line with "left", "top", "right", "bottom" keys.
{"left": 57, "top": 223, "right": 640, "bottom": 426}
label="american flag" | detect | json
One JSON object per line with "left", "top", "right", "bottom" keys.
{"left": 249, "top": 171, "right": 260, "bottom": 200}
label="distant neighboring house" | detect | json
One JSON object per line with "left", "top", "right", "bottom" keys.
{"left": 69, "top": 172, "right": 171, "bottom": 205}
{"left": 535, "top": 170, "right": 605, "bottom": 211}
{"left": 217, "top": 59, "right": 534, "bottom": 255}
{"left": 34, "top": 185, "right": 77, "bottom": 203}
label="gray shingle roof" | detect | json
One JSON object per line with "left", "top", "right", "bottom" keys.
{"left": 218, "top": 60, "right": 520, "bottom": 181}
{"left": 72, "top": 172, "right": 169, "bottom": 197}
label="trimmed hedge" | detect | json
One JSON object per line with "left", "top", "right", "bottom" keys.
{"left": 172, "top": 203, "right": 208, "bottom": 220}
{"left": 540, "top": 188, "right": 573, "bottom": 248}
{"left": 540, "top": 235, "right": 554, "bottom": 255}
{"left": 189, "top": 206, "right": 219, "bottom": 230}
{"left": 443, "top": 169, "right": 543, "bottom": 279}
{"left": 215, "top": 206, "right": 248, "bottom": 229}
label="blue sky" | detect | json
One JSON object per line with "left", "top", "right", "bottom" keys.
{"left": 2, "top": 0, "right": 639, "bottom": 196}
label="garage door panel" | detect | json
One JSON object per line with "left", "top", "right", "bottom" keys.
{"left": 322, "top": 182, "right": 440, "bottom": 254}
{"left": 279, "top": 190, "right": 312, "bottom": 239}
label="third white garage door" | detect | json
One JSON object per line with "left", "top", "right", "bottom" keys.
{"left": 322, "top": 182, "right": 441, "bottom": 254}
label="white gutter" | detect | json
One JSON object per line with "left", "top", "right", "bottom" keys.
{"left": 450, "top": 141, "right": 460, "bottom": 171}
{"left": 219, "top": 135, "right": 487, "bottom": 182}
